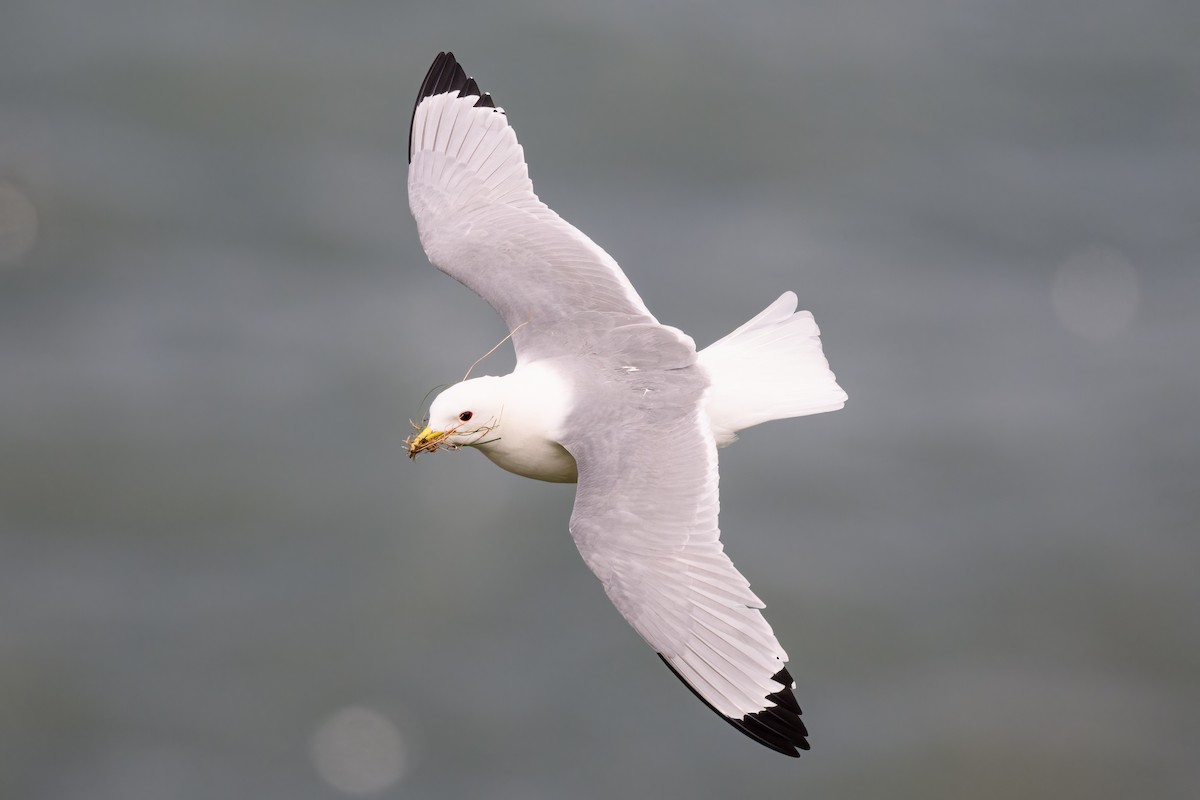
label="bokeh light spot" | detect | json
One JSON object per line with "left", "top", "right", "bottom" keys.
{"left": 1051, "top": 245, "right": 1139, "bottom": 342}
{"left": 311, "top": 706, "right": 407, "bottom": 795}
{"left": 0, "top": 181, "right": 39, "bottom": 268}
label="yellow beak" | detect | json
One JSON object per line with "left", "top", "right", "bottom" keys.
{"left": 407, "top": 425, "right": 447, "bottom": 459}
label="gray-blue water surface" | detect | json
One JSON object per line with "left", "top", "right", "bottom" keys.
{"left": 2, "top": 2, "right": 1198, "bottom": 798}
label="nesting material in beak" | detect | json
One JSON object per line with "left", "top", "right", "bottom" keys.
{"left": 406, "top": 424, "right": 446, "bottom": 459}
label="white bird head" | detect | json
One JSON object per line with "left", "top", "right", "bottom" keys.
{"left": 407, "top": 376, "right": 505, "bottom": 459}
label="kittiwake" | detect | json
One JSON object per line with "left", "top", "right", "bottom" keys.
{"left": 405, "top": 52, "right": 847, "bottom": 757}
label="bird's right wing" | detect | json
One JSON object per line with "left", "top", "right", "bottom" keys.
{"left": 408, "top": 52, "right": 662, "bottom": 363}
{"left": 563, "top": 385, "right": 810, "bottom": 757}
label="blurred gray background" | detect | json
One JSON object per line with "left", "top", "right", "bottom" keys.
{"left": 2, "top": 1, "right": 1198, "bottom": 798}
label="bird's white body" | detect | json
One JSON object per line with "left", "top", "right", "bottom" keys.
{"left": 431, "top": 291, "right": 847, "bottom": 483}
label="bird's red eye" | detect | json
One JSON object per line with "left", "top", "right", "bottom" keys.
{"left": 458, "top": 411, "right": 473, "bottom": 422}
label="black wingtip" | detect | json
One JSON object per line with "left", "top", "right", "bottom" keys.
{"left": 657, "top": 654, "right": 810, "bottom": 757}
{"left": 408, "top": 52, "right": 498, "bottom": 163}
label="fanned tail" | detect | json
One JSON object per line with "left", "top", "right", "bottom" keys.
{"left": 699, "top": 292, "right": 846, "bottom": 446}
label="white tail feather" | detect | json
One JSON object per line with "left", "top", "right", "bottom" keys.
{"left": 699, "top": 292, "right": 847, "bottom": 446}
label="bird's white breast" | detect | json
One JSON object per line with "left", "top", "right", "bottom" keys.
{"left": 476, "top": 360, "right": 578, "bottom": 483}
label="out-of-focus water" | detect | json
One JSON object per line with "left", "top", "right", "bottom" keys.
{"left": 2, "top": 2, "right": 1198, "bottom": 798}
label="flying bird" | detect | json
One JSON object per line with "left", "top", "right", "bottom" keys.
{"left": 406, "top": 52, "right": 846, "bottom": 757}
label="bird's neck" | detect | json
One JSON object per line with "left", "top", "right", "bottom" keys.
{"left": 476, "top": 361, "right": 578, "bottom": 483}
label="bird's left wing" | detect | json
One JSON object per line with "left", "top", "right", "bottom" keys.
{"left": 408, "top": 52, "right": 658, "bottom": 363}
{"left": 562, "top": 378, "right": 810, "bottom": 757}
